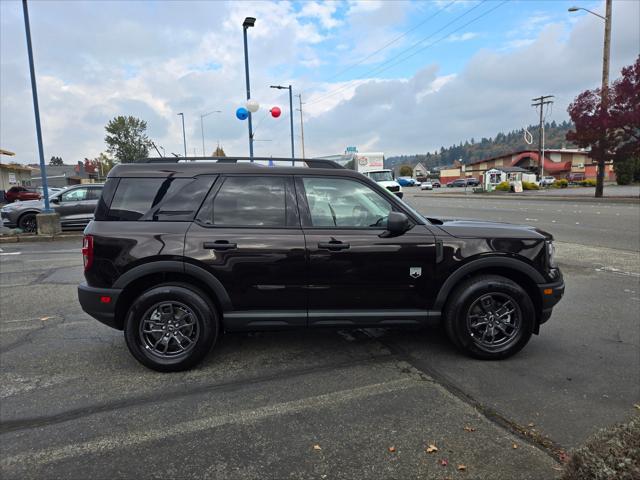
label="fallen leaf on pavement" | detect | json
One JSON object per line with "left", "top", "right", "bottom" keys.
{"left": 313, "top": 445, "right": 322, "bottom": 451}
{"left": 463, "top": 426, "right": 476, "bottom": 432}
{"left": 426, "top": 444, "right": 438, "bottom": 453}
{"left": 634, "top": 403, "right": 640, "bottom": 410}
{"left": 512, "top": 443, "right": 518, "bottom": 449}
{"left": 527, "top": 423, "right": 535, "bottom": 427}
{"left": 388, "top": 446, "right": 396, "bottom": 453}
{"left": 559, "top": 452, "right": 570, "bottom": 463}
{"left": 457, "top": 464, "right": 467, "bottom": 471}
{"left": 439, "top": 458, "right": 449, "bottom": 466}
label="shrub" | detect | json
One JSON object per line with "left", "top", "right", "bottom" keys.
{"left": 580, "top": 179, "right": 597, "bottom": 187}
{"left": 494, "top": 181, "right": 510, "bottom": 191}
{"left": 562, "top": 415, "right": 640, "bottom": 480}
{"left": 614, "top": 157, "right": 640, "bottom": 185}
{"left": 522, "top": 181, "right": 540, "bottom": 190}
{"left": 557, "top": 179, "right": 569, "bottom": 188}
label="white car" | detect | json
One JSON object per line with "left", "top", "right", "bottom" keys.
{"left": 420, "top": 181, "right": 433, "bottom": 190}
{"left": 539, "top": 176, "right": 556, "bottom": 186}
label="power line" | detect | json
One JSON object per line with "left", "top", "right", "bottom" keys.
{"left": 306, "top": 0, "right": 501, "bottom": 106}
{"left": 313, "top": 0, "right": 457, "bottom": 87}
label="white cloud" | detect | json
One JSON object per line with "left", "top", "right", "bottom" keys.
{"left": 447, "top": 32, "right": 479, "bottom": 42}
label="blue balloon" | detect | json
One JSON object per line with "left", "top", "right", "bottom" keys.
{"left": 236, "top": 107, "right": 249, "bottom": 120}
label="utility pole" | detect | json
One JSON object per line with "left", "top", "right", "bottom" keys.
{"left": 531, "top": 95, "right": 554, "bottom": 178}
{"left": 296, "top": 94, "right": 306, "bottom": 159}
{"left": 597, "top": 0, "right": 612, "bottom": 198}
{"left": 177, "top": 113, "right": 187, "bottom": 157}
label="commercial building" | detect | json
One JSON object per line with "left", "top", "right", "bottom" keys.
{"left": 0, "top": 163, "right": 33, "bottom": 191}
{"left": 464, "top": 149, "right": 614, "bottom": 182}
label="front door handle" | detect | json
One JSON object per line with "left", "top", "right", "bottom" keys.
{"left": 318, "top": 241, "right": 350, "bottom": 251}
{"left": 203, "top": 241, "right": 237, "bottom": 251}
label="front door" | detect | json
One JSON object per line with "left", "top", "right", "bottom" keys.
{"left": 185, "top": 175, "right": 307, "bottom": 330}
{"left": 296, "top": 176, "right": 437, "bottom": 327}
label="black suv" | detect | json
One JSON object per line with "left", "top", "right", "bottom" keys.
{"left": 78, "top": 158, "right": 564, "bottom": 371}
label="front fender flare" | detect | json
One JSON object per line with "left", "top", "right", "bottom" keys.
{"left": 434, "top": 257, "right": 545, "bottom": 311}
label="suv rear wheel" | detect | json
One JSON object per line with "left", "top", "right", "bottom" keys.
{"left": 124, "top": 283, "right": 218, "bottom": 372}
{"left": 18, "top": 213, "right": 37, "bottom": 233}
{"left": 444, "top": 275, "right": 534, "bottom": 359}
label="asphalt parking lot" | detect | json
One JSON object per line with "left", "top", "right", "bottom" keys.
{"left": 1, "top": 195, "right": 639, "bottom": 479}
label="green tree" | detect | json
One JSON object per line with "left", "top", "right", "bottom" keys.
{"left": 104, "top": 116, "right": 150, "bottom": 163}
{"left": 49, "top": 156, "right": 64, "bottom": 166}
{"left": 399, "top": 165, "right": 413, "bottom": 177}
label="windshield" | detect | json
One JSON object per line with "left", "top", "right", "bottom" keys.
{"left": 367, "top": 171, "right": 394, "bottom": 182}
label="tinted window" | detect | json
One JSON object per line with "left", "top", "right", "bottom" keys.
{"left": 302, "top": 177, "right": 392, "bottom": 228}
{"left": 107, "top": 177, "right": 200, "bottom": 221}
{"left": 211, "top": 176, "right": 287, "bottom": 227}
{"left": 61, "top": 188, "right": 88, "bottom": 202}
{"left": 86, "top": 187, "right": 103, "bottom": 200}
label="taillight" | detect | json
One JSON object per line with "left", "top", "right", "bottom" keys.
{"left": 82, "top": 235, "right": 94, "bottom": 271}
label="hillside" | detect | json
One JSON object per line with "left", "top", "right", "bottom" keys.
{"left": 387, "top": 120, "right": 575, "bottom": 170}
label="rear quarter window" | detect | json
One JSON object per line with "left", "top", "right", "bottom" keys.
{"left": 97, "top": 176, "right": 215, "bottom": 221}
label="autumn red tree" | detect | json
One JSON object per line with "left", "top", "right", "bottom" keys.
{"left": 567, "top": 55, "right": 640, "bottom": 188}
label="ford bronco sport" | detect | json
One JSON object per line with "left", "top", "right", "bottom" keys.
{"left": 78, "top": 157, "right": 564, "bottom": 371}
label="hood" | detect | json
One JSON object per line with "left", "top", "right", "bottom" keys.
{"left": 4, "top": 199, "right": 44, "bottom": 210}
{"left": 429, "top": 218, "right": 552, "bottom": 240}
{"left": 376, "top": 180, "right": 401, "bottom": 187}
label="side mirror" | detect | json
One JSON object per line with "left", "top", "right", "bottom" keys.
{"left": 50, "top": 197, "right": 59, "bottom": 204}
{"left": 382, "top": 212, "right": 410, "bottom": 237}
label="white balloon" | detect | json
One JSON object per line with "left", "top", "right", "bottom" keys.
{"left": 246, "top": 99, "right": 260, "bottom": 113}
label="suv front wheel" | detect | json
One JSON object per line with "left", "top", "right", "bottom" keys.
{"left": 444, "top": 275, "right": 534, "bottom": 360}
{"left": 124, "top": 283, "right": 218, "bottom": 372}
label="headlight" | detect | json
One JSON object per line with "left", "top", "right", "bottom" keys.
{"left": 547, "top": 241, "right": 557, "bottom": 268}
{"left": 1, "top": 205, "right": 14, "bottom": 213}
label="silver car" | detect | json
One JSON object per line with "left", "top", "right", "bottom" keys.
{"left": 1, "top": 184, "right": 103, "bottom": 233}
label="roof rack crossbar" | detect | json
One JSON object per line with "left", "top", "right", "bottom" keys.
{"left": 139, "top": 157, "right": 344, "bottom": 169}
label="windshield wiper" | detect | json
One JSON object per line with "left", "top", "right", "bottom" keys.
{"left": 328, "top": 203, "right": 337, "bottom": 226}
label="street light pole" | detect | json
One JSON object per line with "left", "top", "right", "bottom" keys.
{"left": 22, "top": 0, "right": 52, "bottom": 213}
{"left": 569, "top": 1, "right": 612, "bottom": 198}
{"left": 242, "top": 17, "right": 256, "bottom": 161}
{"left": 200, "top": 110, "right": 221, "bottom": 156}
{"left": 177, "top": 113, "right": 187, "bottom": 157}
{"left": 270, "top": 85, "right": 295, "bottom": 164}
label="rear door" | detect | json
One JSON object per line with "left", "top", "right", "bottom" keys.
{"left": 185, "top": 175, "right": 307, "bottom": 330}
{"left": 296, "top": 175, "right": 438, "bottom": 327}
{"left": 56, "top": 187, "right": 90, "bottom": 226}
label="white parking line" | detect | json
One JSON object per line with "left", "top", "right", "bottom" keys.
{"left": 0, "top": 252, "right": 21, "bottom": 256}
{"left": 0, "top": 377, "right": 418, "bottom": 467}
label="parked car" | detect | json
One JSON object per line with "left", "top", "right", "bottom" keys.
{"left": 36, "top": 186, "right": 64, "bottom": 198}
{"left": 397, "top": 176, "right": 417, "bottom": 187}
{"left": 431, "top": 180, "right": 441, "bottom": 188}
{"left": 5, "top": 186, "right": 41, "bottom": 203}
{"left": 447, "top": 179, "right": 467, "bottom": 188}
{"left": 465, "top": 178, "right": 480, "bottom": 187}
{"left": 78, "top": 157, "right": 565, "bottom": 372}
{"left": 420, "top": 181, "right": 433, "bottom": 190}
{"left": 539, "top": 176, "right": 556, "bottom": 186}
{"left": 1, "top": 184, "right": 103, "bottom": 232}
{"left": 567, "top": 173, "right": 586, "bottom": 185}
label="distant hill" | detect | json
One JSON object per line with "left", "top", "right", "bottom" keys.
{"left": 387, "top": 120, "right": 575, "bottom": 170}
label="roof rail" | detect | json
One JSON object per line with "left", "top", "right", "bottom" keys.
{"left": 139, "top": 156, "right": 344, "bottom": 169}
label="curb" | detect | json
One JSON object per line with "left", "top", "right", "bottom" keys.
{"left": 0, "top": 232, "right": 83, "bottom": 244}
{"left": 408, "top": 193, "right": 640, "bottom": 204}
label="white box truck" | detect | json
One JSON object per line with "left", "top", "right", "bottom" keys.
{"left": 354, "top": 152, "right": 403, "bottom": 198}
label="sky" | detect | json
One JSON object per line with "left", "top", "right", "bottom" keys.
{"left": 1, "top": 0, "right": 638, "bottom": 164}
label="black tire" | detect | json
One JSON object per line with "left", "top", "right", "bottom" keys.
{"left": 18, "top": 213, "right": 37, "bottom": 233}
{"left": 444, "top": 274, "right": 534, "bottom": 360}
{"left": 124, "top": 283, "right": 219, "bottom": 372}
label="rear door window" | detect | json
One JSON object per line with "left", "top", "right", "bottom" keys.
{"left": 196, "top": 176, "right": 298, "bottom": 227}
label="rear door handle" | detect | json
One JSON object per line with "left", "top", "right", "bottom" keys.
{"left": 203, "top": 241, "right": 237, "bottom": 251}
{"left": 318, "top": 241, "right": 350, "bottom": 251}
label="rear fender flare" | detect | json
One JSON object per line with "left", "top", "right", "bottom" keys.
{"left": 113, "top": 260, "right": 232, "bottom": 311}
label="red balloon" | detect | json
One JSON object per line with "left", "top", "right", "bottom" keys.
{"left": 270, "top": 106, "right": 281, "bottom": 118}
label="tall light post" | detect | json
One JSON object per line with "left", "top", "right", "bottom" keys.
{"left": 200, "top": 110, "right": 221, "bottom": 156}
{"left": 22, "top": 0, "right": 52, "bottom": 214}
{"left": 177, "top": 113, "right": 187, "bottom": 157}
{"left": 270, "top": 85, "right": 295, "bottom": 164}
{"left": 242, "top": 17, "right": 256, "bottom": 161}
{"left": 569, "top": 1, "right": 612, "bottom": 198}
